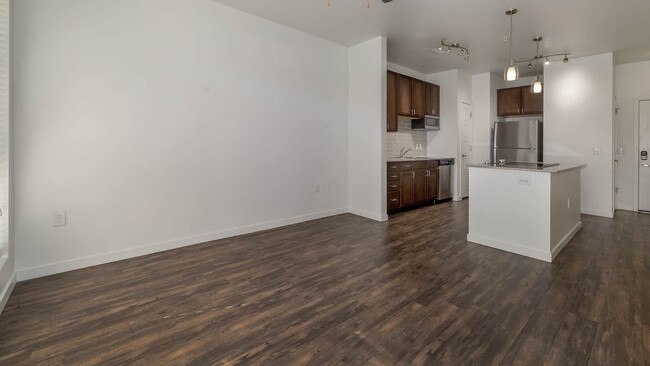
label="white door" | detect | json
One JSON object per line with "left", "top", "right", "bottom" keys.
{"left": 461, "top": 103, "right": 473, "bottom": 198}
{"left": 640, "top": 100, "right": 650, "bottom": 212}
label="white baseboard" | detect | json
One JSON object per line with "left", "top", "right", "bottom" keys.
{"left": 615, "top": 204, "right": 634, "bottom": 212}
{"left": 0, "top": 272, "right": 16, "bottom": 315}
{"left": 16, "top": 207, "right": 348, "bottom": 281}
{"left": 551, "top": 221, "right": 582, "bottom": 261}
{"left": 347, "top": 207, "right": 387, "bottom": 222}
{"left": 580, "top": 208, "right": 614, "bottom": 218}
{"left": 467, "top": 233, "right": 552, "bottom": 262}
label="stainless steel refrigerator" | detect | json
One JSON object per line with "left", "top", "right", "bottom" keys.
{"left": 491, "top": 120, "right": 543, "bottom": 165}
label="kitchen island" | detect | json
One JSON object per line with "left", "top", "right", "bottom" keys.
{"left": 467, "top": 163, "right": 586, "bottom": 262}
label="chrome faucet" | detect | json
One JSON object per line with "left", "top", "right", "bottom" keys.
{"left": 399, "top": 148, "right": 412, "bottom": 159}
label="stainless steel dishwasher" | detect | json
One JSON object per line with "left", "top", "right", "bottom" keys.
{"left": 437, "top": 159, "right": 454, "bottom": 201}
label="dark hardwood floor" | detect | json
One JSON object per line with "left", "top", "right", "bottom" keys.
{"left": 1, "top": 200, "right": 649, "bottom": 365}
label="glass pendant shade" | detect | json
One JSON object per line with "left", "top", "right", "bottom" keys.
{"left": 531, "top": 79, "right": 543, "bottom": 94}
{"left": 504, "top": 64, "right": 519, "bottom": 81}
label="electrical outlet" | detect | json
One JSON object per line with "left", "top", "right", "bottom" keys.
{"left": 53, "top": 211, "right": 66, "bottom": 227}
{"left": 325, "top": 184, "right": 331, "bottom": 192}
{"left": 314, "top": 184, "right": 320, "bottom": 193}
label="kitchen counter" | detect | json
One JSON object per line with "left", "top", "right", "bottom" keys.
{"left": 467, "top": 164, "right": 584, "bottom": 262}
{"left": 387, "top": 156, "right": 454, "bottom": 163}
{"left": 468, "top": 163, "right": 586, "bottom": 174}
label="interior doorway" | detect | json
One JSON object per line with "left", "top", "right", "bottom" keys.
{"left": 639, "top": 100, "right": 650, "bottom": 213}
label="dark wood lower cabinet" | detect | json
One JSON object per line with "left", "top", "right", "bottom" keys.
{"left": 413, "top": 169, "right": 427, "bottom": 204}
{"left": 427, "top": 160, "right": 439, "bottom": 200}
{"left": 387, "top": 191, "right": 400, "bottom": 211}
{"left": 400, "top": 170, "right": 414, "bottom": 207}
{"left": 388, "top": 160, "right": 440, "bottom": 213}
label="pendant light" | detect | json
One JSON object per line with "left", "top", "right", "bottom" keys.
{"left": 504, "top": 9, "right": 519, "bottom": 81}
{"left": 531, "top": 37, "right": 543, "bottom": 94}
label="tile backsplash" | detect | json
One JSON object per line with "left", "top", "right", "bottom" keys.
{"left": 386, "top": 119, "right": 428, "bottom": 158}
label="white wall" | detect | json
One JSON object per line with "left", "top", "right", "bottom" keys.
{"left": 544, "top": 53, "right": 615, "bottom": 218}
{"left": 426, "top": 70, "right": 458, "bottom": 160}
{"left": 426, "top": 69, "right": 473, "bottom": 200}
{"left": 14, "top": 0, "right": 351, "bottom": 280}
{"left": 615, "top": 60, "right": 650, "bottom": 211}
{"left": 0, "top": 0, "right": 13, "bottom": 314}
{"left": 471, "top": 72, "right": 503, "bottom": 165}
{"left": 348, "top": 37, "right": 387, "bottom": 221}
{"left": 471, "top": 73, "right": 491, "bottom": 165}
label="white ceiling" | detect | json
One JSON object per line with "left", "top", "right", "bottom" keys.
{"left": 212, "top": 0, "right": 650, "bottom": 76}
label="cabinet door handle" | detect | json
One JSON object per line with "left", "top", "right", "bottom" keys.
{"left": 412, "top": 171, "right": 415, "bottom": 178}
{"left": 390, "top": 198, "right": 398, "bottom": 202}
{"left": 390, "top": 184, "right": 397, "bottom": 188}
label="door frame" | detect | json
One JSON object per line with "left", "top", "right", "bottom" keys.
{"left": 457, "top": 101, "right": 473, "bottom": 200}
{"left": 635, "top": 98, "right": 650, "bottom": 212}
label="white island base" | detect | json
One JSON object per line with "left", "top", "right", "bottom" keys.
{"left": 467, "top": 164, "right": 585, "bottom": 262}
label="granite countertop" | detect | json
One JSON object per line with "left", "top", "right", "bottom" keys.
{"left": 468, "top": 163, "right": 587, "bottom": 173}
{"left": 387, "top": 156, "right": 455, "bottom": 163}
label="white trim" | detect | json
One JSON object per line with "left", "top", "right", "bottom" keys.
{"left": 16, "top": 208, "right": 348, "bottom": 281}
{"left": 347, "top": 207, "right": 388, "bottom": 222}
{"left": 0, "top": 271, "right": 15, "bottom": 315}
{"left": 634, "top": 98, "right": 641, "bottom": 211}
{"left": 636, "top": 98, "right": 650, "bottom": 212}
{"left": 550, "top": 221, "right": 582, "bottom": 261}
{"left": 580, "top": 208, "right": 615, "bottom": 218}
{"left": 467, "top": 233, "right": 552, "bottom": 262}
{"left": 616, "top": 204, "right": 634, "bottom": 212}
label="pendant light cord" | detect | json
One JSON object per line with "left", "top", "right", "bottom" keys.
{"left": 509, "top": 11, "right": 514, "bottom": 66}
{"left": 536, "top": 38, "right": 539, "bottom": 80}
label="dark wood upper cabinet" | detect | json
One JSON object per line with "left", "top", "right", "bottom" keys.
{"left": 413, "top": 169, "right": 428, "bottom": 204}
{"left": 391, "top": 72, "right": 440, "bottom": 119}
{"left": 412, "top": 79, "right": 426, "bottom": 118}
{"left": 497, "top": 87, "right": 522, "bottom": 116}
{"left": 521, "top": 87, "right": 543, "bottom": 115}
{"left": 397, "top": 74, "right": 413, "bottom": 116}
{"left": 425, "top": 83, "right": 432, "bottom": 117}
{"left": 387, "top": 71, "right": 398, "bottom": 132}
{"left": 425, "top": 83, "right": 440, "bottom": 117}
{"left": 497, "top": 86, "right": 543, "bottom": 117}
{"left": 431, "top": 84, "right": 440, "bottom": 117}
{"left": 400, "top": 170, "right": 414, "bottom": 207}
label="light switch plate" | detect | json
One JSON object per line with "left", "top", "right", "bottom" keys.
{"left": 517, "top": 176, "right": 531, "bottom": 185}
{"left": 591, "top": 146, "right": 602, "bottom": 155}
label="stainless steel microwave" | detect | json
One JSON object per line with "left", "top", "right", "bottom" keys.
{"left": 411, "top": 115, "right": 440, "bottom": 131}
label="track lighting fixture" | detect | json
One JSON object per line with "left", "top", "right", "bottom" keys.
{"left": 430, "top": 40, "right": 470, "bottom": 61}
{"left": 563, "top": 55, "right": 569, "bottom": 63}
{"left": 545, "top": 57, "right": 550, "bottom": 65}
